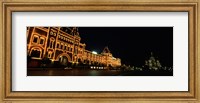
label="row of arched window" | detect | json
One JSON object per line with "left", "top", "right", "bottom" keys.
{"left": 58, "top": 34, "right": 74, "bottom": 44}
{"left": 83, "top": 52, "right": 103, "bottom": 62}
{"left": 56, "top": 41, "right": 73, "bottom": 52}
{"left": 32, "top": 34, "right": 45, "bottom": 45}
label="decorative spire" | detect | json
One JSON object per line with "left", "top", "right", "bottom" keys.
{"left": 102, "top": 46, "right": 110, "bottom": 53}
{"left": 151, "top": 52, "right": 153, "bottom": 56}
{"left": 70, "top": 27, "right": 79, "bottom": 36}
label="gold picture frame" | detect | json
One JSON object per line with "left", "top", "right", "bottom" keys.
{"left": 0, "top": 0, "right": 199, "bottom": 102}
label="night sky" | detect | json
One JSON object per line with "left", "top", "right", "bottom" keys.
{"left": 78, "top": 27, "right": 173, "bottom": 67}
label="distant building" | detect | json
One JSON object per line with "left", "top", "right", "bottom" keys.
{"left": 144, "top": 52, "right": 162, "bottom": 70}
{"left": 27, "top": 27, "right": 121, "bottom": 67}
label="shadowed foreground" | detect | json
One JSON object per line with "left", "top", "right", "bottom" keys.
{"left": 27, "top": 68, "right": 173, "bottom": 76}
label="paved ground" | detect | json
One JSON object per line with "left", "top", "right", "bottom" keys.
{"left": 27, "top": 68, "right": 122, "bottom": 76}
{"left": 27, "top": 68, "right": 173, "bottom": 76}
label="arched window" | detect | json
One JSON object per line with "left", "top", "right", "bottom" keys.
{"left": 64, "top": 44, "right": 67, "bottom": 50}
{"left": 50, "top": 38, "right": 55, "bottom": 48}
{"left": 61, "top": 43, "right": 63, "bottom": 49}
{"left": 40, "top": 37, "right": 45, "bottom": 45}
{"left": 48, "top": 51, "right": 52, "bottom": 58}
{"left": 56, "top": 42, "right": 60, "bottom": 49}
{"left": 32, "top": 35, "right": 39, "bottom": 43}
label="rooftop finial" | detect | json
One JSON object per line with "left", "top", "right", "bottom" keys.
{"left": 151, "top": 52, "right": 153, "bottom": 56}
{"left": 102, "top": 46, "right": 110, "bottom": 53}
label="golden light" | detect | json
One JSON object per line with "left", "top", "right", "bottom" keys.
{"left": 92, "top": 51, "right": 97, "bottom": 54}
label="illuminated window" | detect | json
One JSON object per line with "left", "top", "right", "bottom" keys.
{"left": 40, "top": 38, "right": 45, "bottom": 45}
{"left": 57, "top": 42, "right": 60, "bottom": 48}
{"left": 71, "top": 46, "right": 73, "bottom": 51}
{"left": 64, "top": 45, "right": 67, "bottom": 50}
{"left": 48, "top": 52, "right": 52, "bottom": 58}
{"left": 65, "top": 46, "right": 68, "bottom": 51}
{"left": 33, "top": 35, "right": 38, "bottom": 43}
{"left": 51, "top": 41, "right": 54, "bottom": 48}
{"left": 49, "top": 38, "right": 55, "bottom": 48}
{"left": 61, "top": 43, "right": 63, "bottom": 49}
{"left": 75, "top": 48, "right": 77, "bottom": 54}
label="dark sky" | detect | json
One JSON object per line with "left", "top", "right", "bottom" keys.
{"left": 78, "top": 27, "right": 173, "bottom": 67}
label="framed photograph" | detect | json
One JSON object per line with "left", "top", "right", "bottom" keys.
{"left": 0, "top": 0, "right": 199, "bottom": 102}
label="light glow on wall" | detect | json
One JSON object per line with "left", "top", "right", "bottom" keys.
{"left": 92, "top": 51, "right": 98, "bottom": 54}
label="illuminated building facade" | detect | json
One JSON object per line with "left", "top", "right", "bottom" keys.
{"left": 27, "top": 27, "right": 121, "bottom": 67}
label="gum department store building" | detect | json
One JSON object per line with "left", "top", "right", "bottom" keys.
{"left": 27, "top": 27, "right": 121, "bottom": 67}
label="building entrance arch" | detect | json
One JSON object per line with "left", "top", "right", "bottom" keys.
{"left": 30, "top": 47, "right": 42, "bottom": 58}
{"left": 59, "top": 56, "right": 68, "bottom": 65}
{"left": 56, "top": 53, "right": 71, "bottom": 65}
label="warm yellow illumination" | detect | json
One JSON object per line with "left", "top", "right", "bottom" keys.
{"left": 92, "top": 51, "right": 97, "bottom": 54}
{"left": 27, "top": 27, "right": 121, "bottom": 67}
